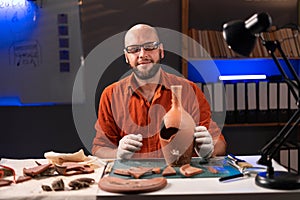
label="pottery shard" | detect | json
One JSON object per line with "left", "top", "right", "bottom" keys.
{"left": 128, "top": 167, "right": 152, "bottom": 179}
{"left": 68, "top": 178, "right": 95, "bottom": 190}
{"left": 179, "top": 164, "right": 203, "bottom": 177}
{"left": 16, "top": 176, "right": 32, "bottom": 183}
{"left": 152, "top": 167, "right": 161, "bottom": 174}
{"left": 0, "top": 179, "right": 13, "bottom": 187}
{"left": 23, "top": 163, "right": 53, "bottom": 177}
{"left": 113, "top": 168, "right": 131, "bottom": 176}
{"left": 207, "top": 166, "right": 218, "bottom": 174}
{"left": 162, "top": 165, "right": 177, "bottom": 176}
{"left": 113, "top": 167, "right": 153, "bottom": 179}
{"left": 55, "top": 162, "right": 94, "bottom": 176}
{"left": 98, "top": 176, "right": 168, "bottom": 194}
{"left": 51, "top": 178, "right": 65, "bottom": 191}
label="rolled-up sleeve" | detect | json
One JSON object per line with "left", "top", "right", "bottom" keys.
{"left": 92, "top": 87, "right": 120, "bottom": 155}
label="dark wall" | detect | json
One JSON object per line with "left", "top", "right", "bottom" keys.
{"left": 223, "top": 125, "right": 299, "bottom": 156}
{"left": 0, "top": 105, "right": 87, "bottom": 159}
{"left": 189, "top": 0, "right": 298, "bottom": 30}
{"left": 80, "top": 0, "right": 181, "bottom": 58}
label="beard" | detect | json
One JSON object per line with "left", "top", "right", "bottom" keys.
{"left": 131, "top": 60, "right": 161, "bottom": 80}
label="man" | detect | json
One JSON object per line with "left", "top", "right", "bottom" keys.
{"left": 92, "top": 24, "right": 226, "bottom": 159}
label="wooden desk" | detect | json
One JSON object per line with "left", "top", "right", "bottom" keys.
{"left": 1, "top": 156, "right": 300, "bottom": 200}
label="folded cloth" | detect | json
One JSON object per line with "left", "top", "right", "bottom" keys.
{"left": 44, "top": 149, "right": 88, "bottom": 164}
{"left": 44, "top": 149, "right": 102, "bottom": 169}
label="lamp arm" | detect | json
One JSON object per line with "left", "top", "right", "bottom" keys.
{"left": 257, "top": 39, "right": 300, "bottom": 170}
{"left": 277, "top": 41, "right": 300, "bottom": 88}
{"left": 262, "top": 109, "right": 300, "bottom": 160}
{"left": 276, "top": 40, "right": 300, "bottom": 102}
{"left": 263, "top": 40, "right": 300, "bottom": 101}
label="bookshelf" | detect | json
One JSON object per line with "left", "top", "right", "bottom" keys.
{"left": 187, "top": 27, "right": 300, "bottom": 59}
{"left": 181, "top": 0, "right": 300, "bottom": 125}
{"left": 181, "top": 0, "right": 299, "bottom": 76}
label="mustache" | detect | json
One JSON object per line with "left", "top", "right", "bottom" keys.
{"left": 137, "top": 58, "right": 153, "bottom": 65}
{"left": 127, "top": 56, "right": 162, "bottom": 68}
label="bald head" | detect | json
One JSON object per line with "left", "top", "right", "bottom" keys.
{"left": 124, "top": 24, "right": 160, "bottom": 47}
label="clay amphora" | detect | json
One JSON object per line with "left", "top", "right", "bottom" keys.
{"left": 159, "top": 85, "right": 195, "bottom": 166}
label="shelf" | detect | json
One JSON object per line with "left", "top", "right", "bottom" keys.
{"left": 187, "top": 58, "right": 300, "bottom": 83}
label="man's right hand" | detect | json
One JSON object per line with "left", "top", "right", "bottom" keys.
{"left": 117, "top": 134, "right": 143, "bottom": 159}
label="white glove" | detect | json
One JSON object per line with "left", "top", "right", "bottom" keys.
{"left": 117, "top": 134, "right": 143, "bottom": 159}
{"left": 194, "top": 126, "right": 214, "bottom": 158}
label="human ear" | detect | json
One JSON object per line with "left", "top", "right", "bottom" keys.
{"left": 160, "top": 49, "right": 164, "bottom": 59}
{"left": 124, "top": 52, "right": 129, "bottom": 63}
{"left": 159, "top": 44, "right": 164, "bottom": 59}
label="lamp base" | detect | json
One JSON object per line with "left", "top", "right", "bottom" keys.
{"left": 255, "top": 171, "right": 300, "bottom": 190}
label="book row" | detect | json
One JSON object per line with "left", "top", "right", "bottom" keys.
{"left": 196, "top": 81, "right": 298, "bottom": 124}
{"left": 188, "top": 27, "right": 300, "bottom": 59}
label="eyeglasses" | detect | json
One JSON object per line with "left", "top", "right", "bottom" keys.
{"left": 124, "top": 41, "right": 161, "bottom": 54}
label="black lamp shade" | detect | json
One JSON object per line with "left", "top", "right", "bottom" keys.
{"left": 245, "top": 13, "right": 272, "bottom": 35}
{"left": 223, "top": 20, "right": 256, "bottom": 57}
{"left": 222, "top": 13, "right": 272, "bottom": 57}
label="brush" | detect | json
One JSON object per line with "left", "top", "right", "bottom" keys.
{"left": 227, "top": 154, "right": 253, "bottom": 169}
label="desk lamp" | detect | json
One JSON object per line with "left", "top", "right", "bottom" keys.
{"left": 223, "top": 12, "right": 300, "bottom": 189}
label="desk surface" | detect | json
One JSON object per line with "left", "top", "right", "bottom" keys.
{"left": 1, "top": 156, "right": 300, "bottom": 200}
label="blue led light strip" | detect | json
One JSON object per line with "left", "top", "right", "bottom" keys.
{"left": 219, "top": 74, "right": 267, "bottom": 81}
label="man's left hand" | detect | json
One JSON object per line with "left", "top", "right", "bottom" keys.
{"left": 194, "top": 126, "right": 214, "bottom": 158}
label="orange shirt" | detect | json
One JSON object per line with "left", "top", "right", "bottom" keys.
{"left": 92, "top": 70, "right": 226, "bottom": 158}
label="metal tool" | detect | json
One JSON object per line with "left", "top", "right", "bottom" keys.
{"left": 219, "top": 158, "right": 251, "bottom": 182}
{"left": 227, "top": 154, "right": 253, "bottom": 168}
{"left": 219, "top": 156, "right": 266, "bottom": 182}
{"left": 100, "top": 160, "right": 114, "bottom": 179}
{"left": 227, "top": 154, "right": 266, "bottom": 173}
{"left": 219, "top": 172, "right": 245, "bottom": 182}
